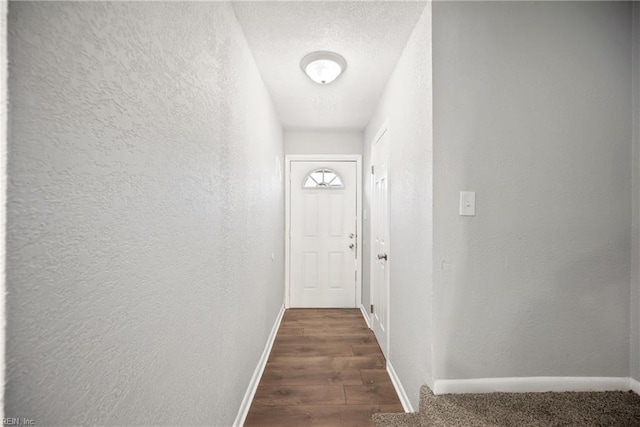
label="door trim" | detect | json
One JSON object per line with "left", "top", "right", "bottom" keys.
{"left": 285, "top": 154, "right": 362, "bottom": 309}
{"left": 369, "top": 120, "right": 390, "bottom": 357}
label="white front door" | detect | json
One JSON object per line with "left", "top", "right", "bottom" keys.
{"left": 290, "top": 161, "right": 358, "bottom": 307}
{"left": 371, "top": 127, "right": 390, "bottom": 357}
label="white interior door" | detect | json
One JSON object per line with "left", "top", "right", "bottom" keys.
{"left": 372, "top": 128, "right": 390, "bottom": 357}
{"left": 290, "top": 161, "right": 358, "bottom": 307}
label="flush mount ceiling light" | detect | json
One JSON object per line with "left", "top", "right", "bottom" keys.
{"left": 300, "top": 51, "right": 347, "bottom": 85}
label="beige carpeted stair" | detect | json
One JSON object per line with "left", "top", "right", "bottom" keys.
{"left": 372, "top": 385, "right": 640, "bottom": 426}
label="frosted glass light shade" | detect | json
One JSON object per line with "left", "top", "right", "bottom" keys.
{"left": 305, "top": 60, "right": 341, "bottom": 85}
{"left": 301, "top": 51, "right": 347, "bottom": 85}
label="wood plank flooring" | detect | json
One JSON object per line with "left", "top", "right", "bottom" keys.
{"left": 245, "top": 309, "right": 404, "bottom": 426}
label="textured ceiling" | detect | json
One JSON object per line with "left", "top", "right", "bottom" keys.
{"left": 232, "top": 1, "right": 427, "bottom": 130}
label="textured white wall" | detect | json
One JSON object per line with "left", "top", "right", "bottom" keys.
{"left": 284, "top": 130, "right": 362, "bottom": 155}
{"left": 432, "top": 1, "right": 631, "bottom": 380}
{"left": 364, "top": 4, "right": 433, "bottom": 409}
{"left": 7, "top": 3, "right": 284, "bottom": 425}
{"left": 1, "top": 0, "right": 6, "bottom": 418}
{"left": 632, "top": 1, "right": 640, "bottom": 383}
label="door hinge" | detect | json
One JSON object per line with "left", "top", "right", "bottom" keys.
{"left": 370, "top": 304, "right": 374, "bottom": 314}
{"left": 371, "top": 165, "right": 375, "bottom": 175}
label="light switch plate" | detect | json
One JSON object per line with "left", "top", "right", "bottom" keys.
{"left": 460, "top": 191, "right": 476, "bottom": 216}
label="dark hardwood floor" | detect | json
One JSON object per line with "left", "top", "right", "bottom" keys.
{"left": 245, "top": 308, "right": 404, "bottom": 426}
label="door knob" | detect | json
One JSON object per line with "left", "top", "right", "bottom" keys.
{"left": 349, "top": 243, "right": 355, "bottom": 249}
{"left": 377, "top": 253, "right": 388, "bottom": 260}
{"left": 349, "top": 233, "right": 355, "bottom": 239}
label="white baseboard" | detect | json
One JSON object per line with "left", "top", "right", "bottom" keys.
{"left": 387, "top": 361, "right": 414, "bottom": 413}
{"left": 359, "top": 304, "right": 372, "bottom": 329}
{"left": 233, "top": 305, "right": 285, "bottom": 427}
{"left": 630, "top": 378, "right": 640, "bottom": 395}
{"left": 433, "top": 377, "right": 631, "bottom": 395}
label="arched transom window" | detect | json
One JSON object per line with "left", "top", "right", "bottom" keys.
{"left": 303, "top": 168, "right": 344, "bottom": 189}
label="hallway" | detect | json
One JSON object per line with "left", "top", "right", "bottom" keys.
{"left": 4, "top": 1, "right": 640, "bottom": 425}
{"left": 245, "top": 309, "right": 403, "bottom": 426}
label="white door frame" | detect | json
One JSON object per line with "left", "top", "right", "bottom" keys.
{"left": 285, "top": 154, "right": 363, "bottom": 309}
{"left": 369, "top": 120, "right": 390, "bottom": 357}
